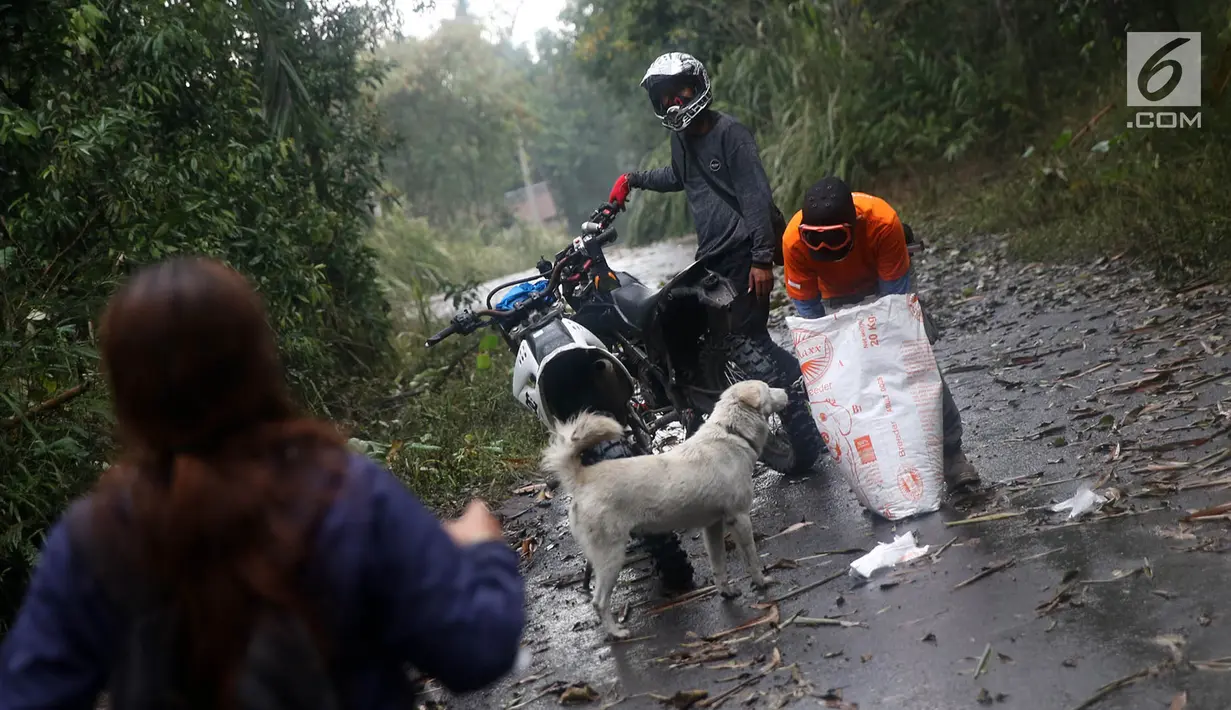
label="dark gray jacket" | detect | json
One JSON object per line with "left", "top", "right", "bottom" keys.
{"left": 627, "top": 111, "right": 776, "bottom": 267}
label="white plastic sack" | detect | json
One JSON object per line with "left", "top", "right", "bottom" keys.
{"left": 787, "top": 293, "right": 945, "bottom": 520}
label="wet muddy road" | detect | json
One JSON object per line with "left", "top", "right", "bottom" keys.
{"left": 435, "top": 236, "right": 1231, "bottom": 709}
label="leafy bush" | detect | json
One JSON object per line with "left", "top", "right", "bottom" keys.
{"left": 570, "top": 0, "right": 1231, "bottom": 278}
{"left": 1, "top": 0, "right": 397, "bottom": 630}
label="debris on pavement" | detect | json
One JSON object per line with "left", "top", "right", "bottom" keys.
{"left": 943, "top": 511, "right": 1025, "bottom": 527}
{"left": 953, "top": 557, "right": 1017, "bottom": 590}
{"left": 819, "top": 688, "right": 859, "bottom": 709}
{"left": 768, "top": 570, "right": 847, "bottom": 604}
{"left": 706, "top": 605, "right": 780, "bottom": 641}
{"left": 848, "top": 532, "right": 930, "bottom": 578}
{"left": 1049, "top": 486, "right": 1108, "bottom": 519}
{"left": 648, "top": 689, "right": 709, "bottom": 709}
{"left": 559, "top": 683, "right": 601, "bottom": 705}
{"left": 696, "top": 647, "right": 782, "bottom": 708}
{"left": 763, "top": 520, "right": 814, "bottom": 541}
{"left": 793, "top": 616, "right": 866, "bottom": 629}
{"left": 1180, "top": 499, "right": 1231, "bottom": 523}
{"left": 1080, "top": 559, "right": 1152, "bottom": 585}
{"left": 442, "top": 241, "right": 1231, "bottom": 710}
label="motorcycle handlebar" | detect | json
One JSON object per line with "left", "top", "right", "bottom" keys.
{"left": 424, "top": 308, "right": 507, "bottom": 347}
{"left": 425, "top": 323, "right": 458, "bottom": 347}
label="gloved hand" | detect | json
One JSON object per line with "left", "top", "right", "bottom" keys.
{"left": 608, "top": 174, "right": 632, "bottom": 210}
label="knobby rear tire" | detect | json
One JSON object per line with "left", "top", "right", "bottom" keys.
{"left": 698, "top": 335, "right": 798, "bottom": 474}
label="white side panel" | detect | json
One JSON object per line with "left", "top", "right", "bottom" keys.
{"left": 512, "top": 338, "right": 550, "bottom": 427}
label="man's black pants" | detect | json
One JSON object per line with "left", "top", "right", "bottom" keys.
{"left": 701, "top": 248, "right": 827, "bottom": 467}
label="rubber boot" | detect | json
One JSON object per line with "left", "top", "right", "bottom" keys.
{"left": 779, "top": 381, "right": 827, "bottom": 476}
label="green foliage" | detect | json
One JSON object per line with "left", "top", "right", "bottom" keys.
{"left": 524, "top": 30, "right": 662, "bottom": 232}
{"left": 375, "top": 18, "right": 536, "bottom": 227}
{"left": 938, "top": 99, "right": 1231, "bottom": 284}
{"left": 341, "top": 345, "right": 546, "bottom": 515}
{"left": 565, "top": 0, "right": 1231, "bottom": 278}
{"left": 366, "top": 208, "right": 561, "bottom": 317}
{"left": 1, "top": 0, "right": 397, "bottom": 630}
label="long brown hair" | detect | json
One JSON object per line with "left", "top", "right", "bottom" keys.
{"left": 93, "top": 256, "right": 347, "bottom": 704}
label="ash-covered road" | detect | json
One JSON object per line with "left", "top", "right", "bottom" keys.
{"left": 433, "top": 235, "right": 1231, "bottom": 710}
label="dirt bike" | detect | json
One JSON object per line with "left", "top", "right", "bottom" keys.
{"left": 554, "top": 203, "right": 802, "bottom": 473}
{"left": 425, "top": 215, "right": 696, "bottom": 593}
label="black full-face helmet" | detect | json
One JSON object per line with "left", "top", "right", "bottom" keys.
{"left": 640, "top": 52, "right": 713, "bottom": 132}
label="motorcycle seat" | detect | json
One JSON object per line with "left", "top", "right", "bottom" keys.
{"left": 611, "top": 282, "right": 662, "bottom": 331}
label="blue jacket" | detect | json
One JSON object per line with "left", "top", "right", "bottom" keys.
{"left": 0, "top": 453, "right": 526, "bottom": 710}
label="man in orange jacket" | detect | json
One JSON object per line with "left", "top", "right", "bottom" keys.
{"left": 781, "top": 176, "right": 981, "bottom": 495}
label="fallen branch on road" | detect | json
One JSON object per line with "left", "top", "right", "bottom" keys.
{"left": 944, "top": 511, "right": 1025, "bottom": 527}
{"left": 1080, "top": 559, "right": 1152, "bottom": 585}
{"left": 953, "top": 558, "right": 1017, "bottom": 590}
{"left": 705, "top": 605, "right": 780, "bottom": 642}
{"left": 793, "top": 616, "right": 866, "bottom": 628}
{"left": 697, "top": 647, "right": 781, "bottom": 708}
{"left": 768, "top": 570, "right": 847, "bottom": 604}
{"left": 1180, "top": 500, "right": 1231, "bottom": 523}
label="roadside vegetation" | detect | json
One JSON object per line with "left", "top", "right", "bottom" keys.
{"left": 4, "top": 0, "right": 1228, "bottom": 631}
{"left": 570, "top": 0, "right": 1231, "bottom": 285}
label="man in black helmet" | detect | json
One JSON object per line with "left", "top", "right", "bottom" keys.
{"left": 606, "top": 51, "right": 827, "bottom": 476}
{"left": 781, "top": 175, "right": 982, "bottom": 495}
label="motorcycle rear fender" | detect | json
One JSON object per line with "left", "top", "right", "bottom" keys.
{"left": 660, "top": 260, "right": 739, "bottom": 310}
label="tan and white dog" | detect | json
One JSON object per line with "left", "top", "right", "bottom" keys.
{"left": 540, "top": 380, "right": 787, "bottom": 639}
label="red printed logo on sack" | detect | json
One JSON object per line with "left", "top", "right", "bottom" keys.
{"left": 828, "top": 435, "right": 844, "bottom": 463}
{"left": 908, "top": 294, "right": 923, "bottom": 322}
{"left": 796, "top": 334, "right": 835, "bottom": 385}
{"left": 854, "top": 435, "right": 876, "bottom": 465}
{"left": 897, "top": 466, "right": 924, "bottom": 502}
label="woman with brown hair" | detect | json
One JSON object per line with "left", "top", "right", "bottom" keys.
{"left": 0, "top": 257, "right": 526, "bottom": 709}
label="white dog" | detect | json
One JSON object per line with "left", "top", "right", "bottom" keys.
{"left": 540, "top": 379, "right": 788, "bottom": 639}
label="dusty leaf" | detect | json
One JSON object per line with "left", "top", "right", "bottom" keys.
{"left": 1169, "top": 692, "right": 1188, "bottom": 710}
{"left": 559, "top": 683, "right": 599, "bottom": 704}
{"left": 820, "top": 689, "right": 860, "bottom": 709}
{"left": 661, "top": 641, "right": 736, "bottom": 669}
{"left": 764, "top": 521, "right": 813, "bottom": 541}
{"left": 705, "top": 605, "right": 779, "bottom": 641}
{"left": 767, "top": 557, "right": 800, "bottom": 571}
{"left": 1152, "top": 634, "right": 1187, "bottom": 664}
{"left": 656, "top": 689, "right": 708, "bottom": 709}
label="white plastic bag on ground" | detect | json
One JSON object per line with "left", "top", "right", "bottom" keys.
{"left": 849, "top": 531, "right": 931, "bottom": 578}
{"left": 1050, "top": 486, "right": 1107, "bottom": 519}
{"left": 787, "top": 293, "right": 946, "bottom": 520}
